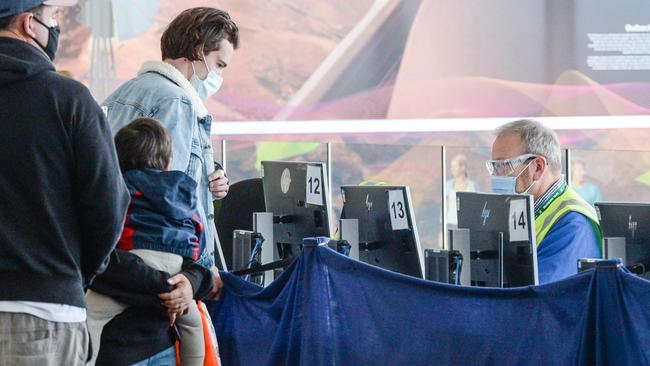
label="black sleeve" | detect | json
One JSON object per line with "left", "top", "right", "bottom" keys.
{"left": 90, "top": 250, "right": 214, "bottom": 306}
{"left": 181, "top": 259, "right": 214, "bottom": 300}
{"left": 71, "top": 87, "right": 130, "bottom": 286}
{"left": 89, "top": 250, "right": 173, "bottom": 307}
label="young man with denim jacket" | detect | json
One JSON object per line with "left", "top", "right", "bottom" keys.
{"left": 103, "top": 7, "right": 239, "bottom": 293}
{"left": 100, "top": 8, "right": 238, "bottom": 363}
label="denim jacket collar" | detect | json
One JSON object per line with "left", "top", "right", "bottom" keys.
{"left": 138, "top": 61, "right": 209, "bottom": 118}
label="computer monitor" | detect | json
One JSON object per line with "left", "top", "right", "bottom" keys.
{"left": 456, "top": 192, "right": 538, "bottom": 287}
{"left": 340, "top": 186, "right": 424, "bottom": 279}
{"left": 261, "top": 161, "right": 333, "bottom": 261}
{"left": 595, "top": 202, "right": 650, "bottom": 279}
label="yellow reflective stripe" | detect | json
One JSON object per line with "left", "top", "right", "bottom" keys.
{"left": 536, "top": 204, "right": 596, "bottom": 245}
{"left": 537, "top": 200, "right": 595, "bottom": 238}
{"left": 535, "top": 188, "right": 600, "bottom": 246}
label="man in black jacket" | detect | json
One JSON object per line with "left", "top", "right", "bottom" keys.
{"left": 0, "top": 1, "right": 129, "bottom": 364}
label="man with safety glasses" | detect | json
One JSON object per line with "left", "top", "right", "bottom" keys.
{"left": 488, "top": 119, "right": 601, "bottom": 284}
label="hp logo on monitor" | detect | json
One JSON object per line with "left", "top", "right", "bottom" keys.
{"left": 365, "top": 194, "right": 373, "bottom": 211}
{"left": 628, "top": 215, "right": 638, "bottom": 240}
{"left": 481, "top": 202, "right": 490, "bottom": 226}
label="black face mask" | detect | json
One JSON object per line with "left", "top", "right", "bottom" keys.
{"left": 32, "top": 17, "right": 60, "bottom": 61}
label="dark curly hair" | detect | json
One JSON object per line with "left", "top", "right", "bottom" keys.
{"left": 161, "top": 7, "right": 239, "bottom": 61}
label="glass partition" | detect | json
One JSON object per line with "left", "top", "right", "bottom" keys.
{"left": 330, "top": 141, "right": 443, "bottom": 251}
{"left": 216, "top": 139, "right": 650, "bottom": 257}
{"left": 217, "top": 139, "right": 328, "bottom": 184}
{"left": 443, "top": 147, "right": 491, "bottom": 245}
{"left": 569, "top": 149, "right": 650, "bottom": 204}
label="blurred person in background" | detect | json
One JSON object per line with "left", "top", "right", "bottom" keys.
{"left": 571, "top": 159, "right": 602, "bottom": 206}
{"left": 446, "top": 154, "right": 479, "bottom": 227}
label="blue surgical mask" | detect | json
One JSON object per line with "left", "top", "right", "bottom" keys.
{"left": 491, "top": 160, "right": 536, "bottom": 194}
{"left": 491, "top": 175, "right": 517, "bottom": 194}
{"left": 190, "top": 54, "right": 223, "bottom": 100}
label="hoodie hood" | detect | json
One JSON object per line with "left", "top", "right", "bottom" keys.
{"left": 123, "top": 169, "right": 198, "bottom": 221}
{"left": 0, "top": 37, "right": 53, "bottom": 86}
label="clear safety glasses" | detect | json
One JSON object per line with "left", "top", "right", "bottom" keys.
{"left": 485, "top": 153, "right": 538, "bottom": 176}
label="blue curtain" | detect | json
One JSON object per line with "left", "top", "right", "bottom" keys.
{"left": 208, "top": 245, "right": 650, "bottom": 366}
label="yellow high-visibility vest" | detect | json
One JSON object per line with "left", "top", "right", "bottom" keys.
{"left": 534, "top": 186, "right": 602, "bottom": 253}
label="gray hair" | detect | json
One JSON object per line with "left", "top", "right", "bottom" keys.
{"left": 495, "top": 119, "right": 562, "bottom": 173}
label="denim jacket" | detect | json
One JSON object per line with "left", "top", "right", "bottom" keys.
{"left": 102, "top": 61, "right": 217, "bottom": 269}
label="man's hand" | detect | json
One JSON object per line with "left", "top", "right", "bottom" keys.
{"left": 208, "top": 169, "right": 229, "bottom": 199}
{"left": 205, "top": 266, "right": 224, "bottom": 301}
{"left": 159, "top": 274, "right": 194, "bottom": 316}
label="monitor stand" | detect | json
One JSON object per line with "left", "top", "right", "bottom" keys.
{"left": 604, "top": 237, "right": 626, "bottom": 262}
{"left": 338, "top": 218, "right": 359, "bottom": 260}
{"left": 448, "top": 228, "right": 470, "bottom": 286}
{"left": 253, "top": 212, "right": 275, "bottom": 287}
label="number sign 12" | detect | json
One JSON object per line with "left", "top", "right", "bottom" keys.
{"left": 306, "top": 165, "right": 324, "bottom": 206}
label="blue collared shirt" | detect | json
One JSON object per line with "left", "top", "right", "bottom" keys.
{"left": 534, "top": 177, "right": 566, "bottom": 215}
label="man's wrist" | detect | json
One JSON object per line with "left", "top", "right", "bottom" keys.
{"left": 180, "top": 263, "right": 212, "bottom": 299}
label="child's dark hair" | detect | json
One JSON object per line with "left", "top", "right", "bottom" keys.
{"left": 114, "top": 118, "right": 172, "bottom": 172}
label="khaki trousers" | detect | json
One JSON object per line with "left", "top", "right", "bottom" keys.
{"left": 0, "top": 312, "right": 89, "bottom": 366}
